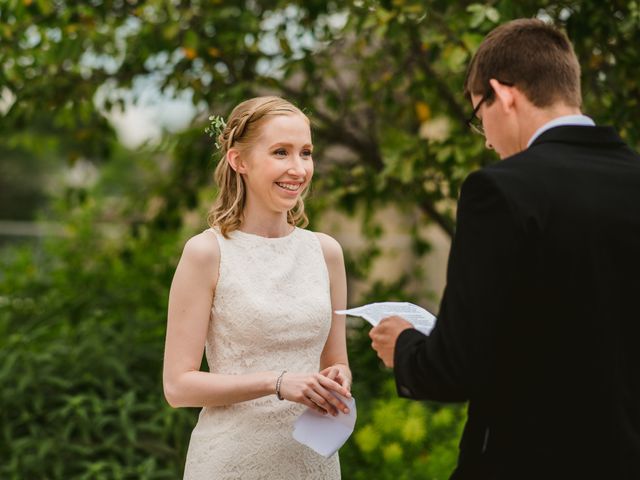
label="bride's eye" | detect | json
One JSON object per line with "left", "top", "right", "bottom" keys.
{"left": 274, "top": 148, "right": 287, "bottom": 157}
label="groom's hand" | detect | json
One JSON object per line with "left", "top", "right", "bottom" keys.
{"left": 370, "top": 316, "right": 414, "bottom": 368}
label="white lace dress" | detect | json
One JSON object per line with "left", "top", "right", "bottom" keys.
{"left": 182, "top": 227, "right": 341, "bottom": 479}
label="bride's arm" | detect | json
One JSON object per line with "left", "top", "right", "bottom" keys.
{"left": 163, "top": 232, "right": 350, "bottom": 413}
{"left": 163, "top": 232, "right": 276, "bottom": 408}
{"left": 315, "top": 233, "right": 352, "bottom": 395}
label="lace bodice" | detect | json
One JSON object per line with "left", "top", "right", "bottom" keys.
{"left": 206, "top": 227, "right": 332, "bottom": 374}
{"left": 182, "top": 227, "right": 341, "bottom": 479}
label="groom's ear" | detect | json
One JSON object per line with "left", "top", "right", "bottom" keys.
{"left": 227, "top": 149, "right": 248, "bottom": 174}
{"left": 489, "top": 78, "right": 516, "bottom": 114}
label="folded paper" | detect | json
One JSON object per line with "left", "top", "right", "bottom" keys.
{"left": 292, "top": 395, "right": 357, "bottom": 458}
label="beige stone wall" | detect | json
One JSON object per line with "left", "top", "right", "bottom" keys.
{"left": 318, "top": 207, "right": 451, "bottom": 313}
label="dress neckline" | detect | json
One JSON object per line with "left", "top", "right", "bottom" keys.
{"left": 212, "top": 226, "right": 300, "bottom": 242}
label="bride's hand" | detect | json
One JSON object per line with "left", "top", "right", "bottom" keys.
{"left": 319, "top": 364, "right": 352, "bottom": 394}
{"left": 278, "top": 372, "right": 351, "bottom": 416}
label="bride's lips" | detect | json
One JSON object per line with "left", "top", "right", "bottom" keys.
{"left": 275, "top": 181, "right": 304, "bottom": 194}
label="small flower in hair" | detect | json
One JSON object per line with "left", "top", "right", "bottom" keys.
{"left": 205, "top": 114, "right": 226, "bottom": 149}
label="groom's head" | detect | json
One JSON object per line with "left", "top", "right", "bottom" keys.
{"left": 465, "top": 19, "right": 582, "bottom": 108}
{"left": 464, "top": 19, "right": 582, "bottom": 158}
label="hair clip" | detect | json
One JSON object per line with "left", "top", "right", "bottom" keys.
{"left": 205, "top": 115, "right": 227, "bottom": 149}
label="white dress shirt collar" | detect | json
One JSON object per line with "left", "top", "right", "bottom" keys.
{"left": 527, "top": 114, "right": 595, "bottom": 147}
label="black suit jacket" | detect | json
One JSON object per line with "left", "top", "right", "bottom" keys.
{"left": 394, "top": 126, "right": 640, "bottom": 479}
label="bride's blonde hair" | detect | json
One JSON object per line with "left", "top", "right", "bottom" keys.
{"left": 207, "top": 96, "right": 310, "bottom": 237}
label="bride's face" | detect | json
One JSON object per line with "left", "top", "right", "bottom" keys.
{"left": 234, "top": 114, "right": 314, "bottom": 214}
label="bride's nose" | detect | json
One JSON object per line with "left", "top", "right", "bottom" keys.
{"left": 287, "top": 157, "right": 306, "bottom": 177}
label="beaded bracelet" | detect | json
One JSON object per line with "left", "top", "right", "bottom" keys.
{"left": 275, "top": 370, "right": 287, "bottom": 400}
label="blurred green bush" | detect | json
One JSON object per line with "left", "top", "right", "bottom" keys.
{"left": 0, "top": 200, "right": 464, "bottom": 478}
{"left": 0, "top": 209, "right": 195, "bottom": 478}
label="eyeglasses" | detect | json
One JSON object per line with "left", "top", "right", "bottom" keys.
{"left": 466, "top": 80, "right": 514, "bottom": 136}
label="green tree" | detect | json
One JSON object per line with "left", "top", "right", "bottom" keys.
{"left": 3, "top": 1, "right": 638, "bottom": 234}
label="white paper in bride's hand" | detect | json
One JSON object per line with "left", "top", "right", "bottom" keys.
{"left": 292, "top": 395, "right": 356, "bottom": 458}
{"left": 336, "top": 302, "right": 436, "bottom": 335}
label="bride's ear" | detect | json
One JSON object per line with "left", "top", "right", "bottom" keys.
{"left": 227, "top": 148, "right": 248, "bottom": 174}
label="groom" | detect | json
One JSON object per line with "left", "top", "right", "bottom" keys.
{"left": 370, "top": 18, "right": 640, "bottom": 479}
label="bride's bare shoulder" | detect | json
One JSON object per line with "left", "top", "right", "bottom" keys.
{"left": 181, "top": 230, "right": 221, "bottom": 265}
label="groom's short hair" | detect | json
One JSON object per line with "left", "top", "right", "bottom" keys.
{"left": 464, "top": 18, "right": 582, "bottom": 108}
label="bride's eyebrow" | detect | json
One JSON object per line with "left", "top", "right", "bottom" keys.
{"left": 267, "top": 142, "right": 314, "bottom": 149}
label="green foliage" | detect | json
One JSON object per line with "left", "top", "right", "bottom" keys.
{"left": 3, "top": 0, "right": 639, "bottom": 235}
{"left": 204, "top": 114, "right": 227, "bottom": 149}
{"left": 2, "top": 0, "right": 640, "bottom": 478}
{"left": 0, "top": 204, "right": 196, "bottom": 478}
{"left": 342, "top": 381, "right": 465, "bottom": 479}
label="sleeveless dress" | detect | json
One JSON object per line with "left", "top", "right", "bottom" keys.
{"left": 182, "top": 227, "right": 341, "bottom": 479}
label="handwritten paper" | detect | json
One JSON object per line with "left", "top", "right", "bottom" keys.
{"left": 336, "top": 301, "right": 436, "bottom": 335}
